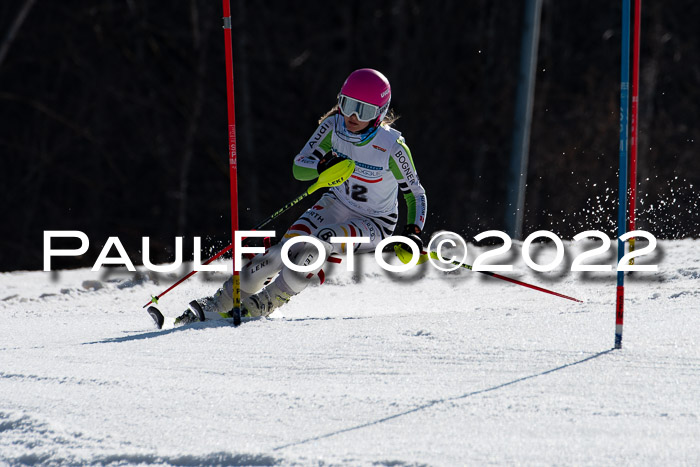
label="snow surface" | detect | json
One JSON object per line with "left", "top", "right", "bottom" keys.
{"left": 1, "top": 239, "right": 699, "bottom": 466}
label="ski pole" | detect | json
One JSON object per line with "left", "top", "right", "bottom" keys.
{"left": 223, "top": 0, "right": 242, "bottom": 325}
{"left": 394, "top": 246, "right": 582, "bottom": 303}
{"left": 143, "top": 160, "right": 355, "bottom": 308}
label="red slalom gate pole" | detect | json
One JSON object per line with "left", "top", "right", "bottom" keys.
{"left": 628, "top": 0, "right": 641, "bottom": 258}
{"left": 222, "top": 1, "right": 242, "bottom": 326}
{"left": 615, "top": 0, "right": 632, "bottom": 349}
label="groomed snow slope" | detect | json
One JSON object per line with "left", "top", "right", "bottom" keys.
{"left": 1, "top": 239, "right": 699, "bottom": 465}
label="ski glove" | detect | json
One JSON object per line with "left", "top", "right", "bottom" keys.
{"left": 399, "top": 224, "right": 424, "bottom": 253}
{"left": 317, "top": 151, "right": 345, "bottom": 175}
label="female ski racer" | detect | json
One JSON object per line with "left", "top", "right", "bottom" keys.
{"left": 178, "top": 68, "right": 427, "bottom": 322}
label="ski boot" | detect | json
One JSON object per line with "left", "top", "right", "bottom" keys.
{"left": 174, "top": 300, "right": 206, "bottom": 325}
{"left": 241, "top": 281, "right": 294, "bottom": 318}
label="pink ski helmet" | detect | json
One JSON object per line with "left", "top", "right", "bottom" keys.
{"left": 338, "top": 68, "right": 391, "bottom": 128}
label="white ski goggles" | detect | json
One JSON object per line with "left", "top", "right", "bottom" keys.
{"left": 338, "top": 95, "right": 381, "bottom": 122}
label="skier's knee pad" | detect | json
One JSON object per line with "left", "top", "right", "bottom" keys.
{"left": 280, "top": 238, "right": 332, "bottom": 294}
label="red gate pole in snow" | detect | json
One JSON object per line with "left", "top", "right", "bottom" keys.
{"left": 222, "top": 1, "right": 242, "bottom": 326}
{"left": 628, "top": 0, "right": 641, "bottom": 259}
{"left": 615, "top": 0, "right": 631, "bottom": 349}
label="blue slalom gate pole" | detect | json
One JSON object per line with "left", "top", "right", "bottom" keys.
{"left": 615, "top": 0, "right": 631, "bottom": 350}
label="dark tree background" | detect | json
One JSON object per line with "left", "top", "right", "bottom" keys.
{"left": 1, "top": 0, "right": 698, "bottom": 272}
